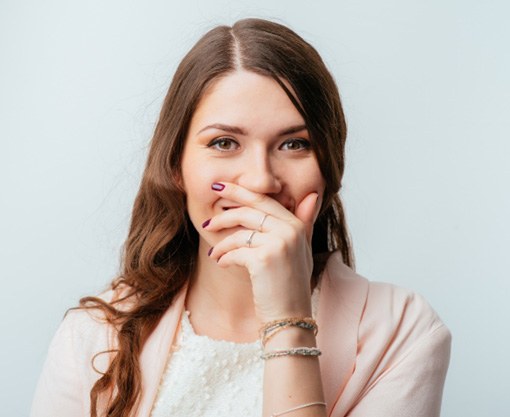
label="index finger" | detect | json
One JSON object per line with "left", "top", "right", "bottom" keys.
{"left": 211, "top": 182, "right": 294, "bottom": 221}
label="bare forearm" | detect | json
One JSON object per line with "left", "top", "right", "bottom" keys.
{"left": 262, "top": 327, "right": 326, "bottom": 417}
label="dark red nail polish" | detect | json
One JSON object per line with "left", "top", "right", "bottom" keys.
{"left": 202, "top": 219, "right": 211, "bottom": 228}
{"left": 211, "top": 182, "right": 225, "bottom": 191}
{"left": 207, "top": 247, "right": 213, "bottom": 256}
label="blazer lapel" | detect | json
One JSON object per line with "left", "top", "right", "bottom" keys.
{"left": 135, "top": 287, "right": 187, "bottom": 417}
{"left": 317, "top": 253, "right": 368, "bottom": 415}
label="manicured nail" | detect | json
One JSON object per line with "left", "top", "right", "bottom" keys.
{"left": 211, "top": 182, "right": 225, "bottom": 191}
{"left": 207, "top": 247, "right": 214, "bottom": 256}
{"left": 202, "top": 219, "right": 211, "bottom": 228}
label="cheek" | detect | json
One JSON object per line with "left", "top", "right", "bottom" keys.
{"left": 182, "top": 155, "right": 212, "bottom": 195}
{"left": 183, "top": 176, "right": 214, "bottom": 213}
{"left": 181, "top": 162, "right": 224, "bottom": 224}
{"left": 288, "top": 171, "right": 325, "bottom": 211}
{"left": 299, "top": 163, "right": 325, "bottom": 193}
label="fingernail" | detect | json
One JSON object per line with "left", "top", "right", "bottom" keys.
{"left": 211, "top": 182, "right": 225, "bottom": 191}
{"left": 207, "top": 247, "right": 213, "bottom": 256}
{"left": 202, "top": 219, "right": 211, "bottom": 228}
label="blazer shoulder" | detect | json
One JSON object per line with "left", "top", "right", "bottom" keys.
{"left": 322, "top": 253, "right": 450, "bottom": 345}
{"left": 365, "top": 280, "right": 449, "bottom": 335}
{"left": 30, "top": 296, "right": 120, "bottom": 417}
{"left": 357, "top": 280, "right": 452, "bottom": 379}
{"left": 54, "top": 285, "right": 133, "bottom": 367}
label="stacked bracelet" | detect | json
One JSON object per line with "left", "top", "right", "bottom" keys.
{"left": 261, "top": 347, "right": 322, "bottom": 360}
{"left": 260, "top": 317, "right": 318, "bottom": 346}
{"left": 260, "top": 317, "right": 321, "bottom": 360}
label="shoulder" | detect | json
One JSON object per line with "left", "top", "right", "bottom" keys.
{"left": 321, "top": 251, "right": 451, "bottom": 353}
{"left": 50, "top": 285, "right": 136, "bottom": 370}
{"left": 30, "top": 289, "right": 124, "bottom": 417}
{"left": 359, "top": 282, "right": 451, "bottom": 355}
{"left": 319, "top": 252, "right": 451, "bottom": 416}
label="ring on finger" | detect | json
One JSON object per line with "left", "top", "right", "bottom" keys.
{"left": 258, "top": 214, "right": 269, "bottom": 232}
{"left": 246, "top": 230, "right": 257, "bottom": 248}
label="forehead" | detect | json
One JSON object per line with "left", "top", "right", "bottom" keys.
{"left": 188, "top": 70, "right": 305, "bottom": 136}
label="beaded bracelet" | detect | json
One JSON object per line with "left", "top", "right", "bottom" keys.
{"left": 260, "top": 346, "right": 322, "bottom": 360}
{"left": 260, "top": 317, "right": 318, "bottom": 346}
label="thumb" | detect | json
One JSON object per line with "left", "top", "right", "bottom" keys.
{"left": 294, "top": 192, "right": 320, "bottom": 241}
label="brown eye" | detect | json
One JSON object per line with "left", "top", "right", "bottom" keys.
{"left": 280, "top": 138, "right": 311, "bottom": 151}
{"left": 207, "top": 137, "right": 240, "bottom": 151}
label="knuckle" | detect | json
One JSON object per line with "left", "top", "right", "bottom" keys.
{"left": 252, "top": 193, "right": 267, "bottom": 205}
{"left": 282, "top": 223, "right": 301, "bottom": 244}
{"left": 271, "top": 237, "right": 288, "bottom": 255}
{"left": 255, "top": 252, "right": 269, "bottom": 267}
{"left": 237, "top": 206, "right": 252, "bottom": 217}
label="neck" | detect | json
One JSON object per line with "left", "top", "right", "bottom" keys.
{"left": 184, "top": 241, "right": 260, "bottom": 342}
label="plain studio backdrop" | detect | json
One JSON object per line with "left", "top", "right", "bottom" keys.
{"left": 1, "top": 1, "right": 509, "bottom": 416}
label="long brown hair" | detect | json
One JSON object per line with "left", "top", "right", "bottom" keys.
{"left": 80, "top": 18, "right": 354, "bottom": 417}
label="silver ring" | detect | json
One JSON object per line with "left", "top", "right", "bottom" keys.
{"left": 246, "top": 230, "right": 257, "bottom": 248}
{"left": 258, "top": 214, "right": 269, "bottom": 232}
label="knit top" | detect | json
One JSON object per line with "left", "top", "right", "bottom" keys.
{"left": 150, "top": 290, "right": 320, "bottom": 417}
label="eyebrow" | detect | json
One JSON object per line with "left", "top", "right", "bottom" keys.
{"left": 197, "top": 123, "right": 308, "bottom": 137}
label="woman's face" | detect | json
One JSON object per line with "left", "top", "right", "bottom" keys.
{"left": 181, "top": 70, "right": 325, "bottom": 249}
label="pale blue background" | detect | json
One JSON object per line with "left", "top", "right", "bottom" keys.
{"left": 1, "top": 1, "right": 509, "bottom": 416}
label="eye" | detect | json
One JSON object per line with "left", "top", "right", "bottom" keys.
{"left": 280, "top": 138, "right": 311, "bottom": 151}
{"left": 207, "top": 137, "right": 240, "bottom": 151}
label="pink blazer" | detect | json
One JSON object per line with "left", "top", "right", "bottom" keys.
{"left": 30, "top": 252, "right": 451, "bottom": 417}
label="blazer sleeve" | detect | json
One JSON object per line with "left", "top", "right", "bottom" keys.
{"left": 30, "top": 309, "right": 113, "bottom": 417}
{"left": 346, "top": 321, "right": 451, "bottom": 417}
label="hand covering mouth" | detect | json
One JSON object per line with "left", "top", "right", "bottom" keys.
{"left": 221, "top": 203, "right": 294, "bottom": 212}
{"left": 219, "top": 197, "right": 295, "bottom": 213}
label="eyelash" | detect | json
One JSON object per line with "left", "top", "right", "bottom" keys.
{"left": 207, "top": 137, "right": 239, "bottom": 151}
{"left": 280, "top": 138, "right": 311, "bottom": 151}
{"left": 206, "top": 137, "right": 311, "bottom": 152}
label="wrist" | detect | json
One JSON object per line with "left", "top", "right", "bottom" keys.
{"left": 257, "top": 303, "right": 312, "bottom": 324}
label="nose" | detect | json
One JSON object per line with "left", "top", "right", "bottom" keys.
{"left": 236, "top": 153, "right": 282, "bottom": 195}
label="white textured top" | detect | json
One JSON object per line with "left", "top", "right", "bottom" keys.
{"left": 150, "top": 290, "right": 320, "bottom": 417}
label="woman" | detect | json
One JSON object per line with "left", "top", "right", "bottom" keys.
{"left": 31, "top": 18, "right": 451, "bottom": 417}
